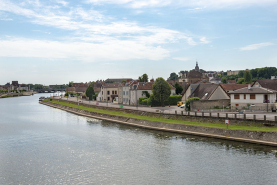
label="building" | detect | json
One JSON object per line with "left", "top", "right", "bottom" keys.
{"left": 100, "top": 83, "right": 120, "bottom": 102}
{"left": 188, "top": 84, "right": 229, "bottom": 100}
{"left": 220, "top": 84, "right": 248, "bottom": 94}
{"left": 227, "top": 70, "right": 241, "bottom": 76}
{"left": 179, "top": 62, "right": 208, "bottom": 83}
{"left": 252, "top": 79, "right": 277, "bottom": 91}
{"left": 227, "top": 80, "right": 236, "bottom": 84}
{"left": 209, "top": 78, "right": 221, "bottom": 84}
{"left": 229, "top": 85, "right": 277, "bottom": 110}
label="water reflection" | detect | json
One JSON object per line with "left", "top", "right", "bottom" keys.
{"left": 86, "top": 118, "right": 277, "bottom": 158}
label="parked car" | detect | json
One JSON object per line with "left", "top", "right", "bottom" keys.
{"left": 180, "top": 104, "right": 185, "bottom": 108}
{"left": 177, "top": 101, "right": 184, "bottom": 107}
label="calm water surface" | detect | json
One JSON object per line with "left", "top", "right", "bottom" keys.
{"left": 0, "top": 94, "right": 277, "bottom": 185}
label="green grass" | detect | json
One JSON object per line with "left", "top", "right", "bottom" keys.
{"left": 43, "top": 99, "right": 277, "bottom": 132}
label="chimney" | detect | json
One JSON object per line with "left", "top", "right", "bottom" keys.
{"left": 150, "top": 79, "right": 154, "bottom": 82}
{"left": 248, "top": 84, "right": 251, "bottom": 90}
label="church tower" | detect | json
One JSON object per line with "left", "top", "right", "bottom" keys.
{"left": 195, "top": 61, "right": 199, "bottom": 72}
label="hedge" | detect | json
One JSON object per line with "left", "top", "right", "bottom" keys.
{"left": 142, "top": 99, "right": 148, "bottom": 105}
{"left": 145, "top": 94, "right": 182, "bottom": 107}
{"left": 139, "top": 97, "right": 148, "bottom": 104}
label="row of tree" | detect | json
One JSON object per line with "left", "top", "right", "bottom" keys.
{"left": 219, "top": 67, "right": 277, "bottom": 84}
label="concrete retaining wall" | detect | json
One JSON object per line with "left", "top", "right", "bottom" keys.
{"left": 40, "top": 101, "right": 277, "bottom": 146}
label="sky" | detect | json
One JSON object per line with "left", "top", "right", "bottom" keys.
{"left": 0, "top": 0, "right": 277, "bottom": 85}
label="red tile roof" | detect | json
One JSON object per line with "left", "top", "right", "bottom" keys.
{"left": 220, "top": 84, "right": 248, "bottom": 92}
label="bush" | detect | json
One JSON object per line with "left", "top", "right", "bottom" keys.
{"left": 50, "top": 98, "right": 52, "bottom": 101}
{"left": 166, "top": 95, "right": 182, "bottom": 105}
{"left": 139, "top": 97, "right": 148, "bottom": 104}
{"left": 142, "top": 99, "right": 148, "bottom": 105}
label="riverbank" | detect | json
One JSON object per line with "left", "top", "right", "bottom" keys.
{"left": 0, "top": 91, "right": 35, "bottom": 98}
{"left": 40, "top": 100, "right": 277, "bottom": 146}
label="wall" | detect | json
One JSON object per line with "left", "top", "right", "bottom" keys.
{"left": 191, "top": 99, "right": 230, "bottom": 110}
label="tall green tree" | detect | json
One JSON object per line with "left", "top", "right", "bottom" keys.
{"left": 244, "top": 71, "right": 252, "bottom": 84}
{"left": 174, "top": 82, "right": 183, "bottom": 95}
{"left": 169, "top": 72, "right": 178, "bottom": 80}
{"left": 152, "top": 77, "right": 171, "bottom": 107}
{"left": 85, "top": 83, "right": 95, "bottom": 100}
{"left": 139, "top": 73, "right": 149, "bottom": 82}
{"left": 221, "top": 77, "right": 227, "bottom": 84}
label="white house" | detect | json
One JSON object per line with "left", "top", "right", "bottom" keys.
{"left": 229, "top": 85, "right": 277, "bottom": 110}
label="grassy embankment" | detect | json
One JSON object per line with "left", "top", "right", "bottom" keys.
{"left": 44, "top": 99, "right": 277, "bottom": 132}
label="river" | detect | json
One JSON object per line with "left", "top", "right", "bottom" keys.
{"left": 0, "top": 94, "right": 277, "bottom": 185}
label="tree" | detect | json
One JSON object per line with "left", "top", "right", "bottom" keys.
{"left": 121, "top": 80, "right": 127, "bottom": 83}
{"left": 169, "top": 72, "right": 178, "bottom": 80}
{"left": 139, "top": 73, "right": 149, "bottom": 82}
{"left": 85, "top": 83, "right": 95, "bottom": 100}
{"left": 238, "top": 71, "right": 244, "bottom": 78}
{"left": 244, "top": 71, "right": 252, "bottom": 84}
{"left": 174, "top": 82, "right": 183, "bottom": 95}
{"left": 152, "top": 77, "right": 171, "bottom": 107}
{"left": 221, "top": 77, "right": 227, "bottom": 84}
{"left": 69, "top": 81, "right": 73, "bottom": 87}
{"left": 237, "top": 78, "right": 245, "bottom": 84}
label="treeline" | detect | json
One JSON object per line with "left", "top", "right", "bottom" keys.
{"left": 218, "top": 67, "right": 277, "bottom": 83}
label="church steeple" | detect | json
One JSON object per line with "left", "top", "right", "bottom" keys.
{"left": 195, "top": 61, "right": 199, "bottom": 72}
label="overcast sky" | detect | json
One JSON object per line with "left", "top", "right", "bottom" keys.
{"left": 0, "top": 0, "right": 276, "bottom": 85}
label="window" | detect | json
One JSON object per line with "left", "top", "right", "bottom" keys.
{"left": 123, "top": 98, "right": 125, "bottom": 102}
{"left": 126, "top": 91, "right": 128, "bottom": 95}
{"left": 102, "top": 91, "right": 103, "bottom": 95}
{"left": 123, "top": 91, "right": 125, "bottom": 95}
{"left": 250, "top": 94, "right": 256, "bottom": 99}
{"left": 234, "top": 94, "right": 240, "bottom": 99}
{"left": 244, "top": 94, "right": 246, "bottom": 99}
{"left": 115, "top": 91, "right": 117, "bottom": 94}
{"left": 108, "top": 97, "right": 110, "bottom": 101}
{"left": 112, "top": 91, "right": 114, "bottom": 94}
{"left": 107, "top": 91, "right": 110, "bottom": 95}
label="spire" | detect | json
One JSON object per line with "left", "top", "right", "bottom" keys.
{"left": 195, "top": 61, "right": 199, "bottom": 72}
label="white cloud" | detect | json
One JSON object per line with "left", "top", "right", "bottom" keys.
{"left": 86, "top": 0, "right": 277, "bottom": 9}
{"left": 200, "top": 37, "right": 209, "bottom": 44}
{"left": 0, "top": 0, "right": 208, "bottom": 62}
{"left": 173, "top": 57, "right": 189, "bottom": 61}
{"left": 0, "top": 37, "right": 169, "bottom": 61}
{"left": 56, "top": 0, "right": 68, "bottom": 6}
{"left": 240, "top": 42, "right": 273, "bottom": 51}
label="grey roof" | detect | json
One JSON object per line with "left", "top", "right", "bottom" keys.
{"left": 254, "top": 79, "right": 277, "bottom": 91}
{"left": 229, "top": 87, "right": 277, "bottom": 94}
{"left": 190, "top": 84, "right": 219, "bottom": 100}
